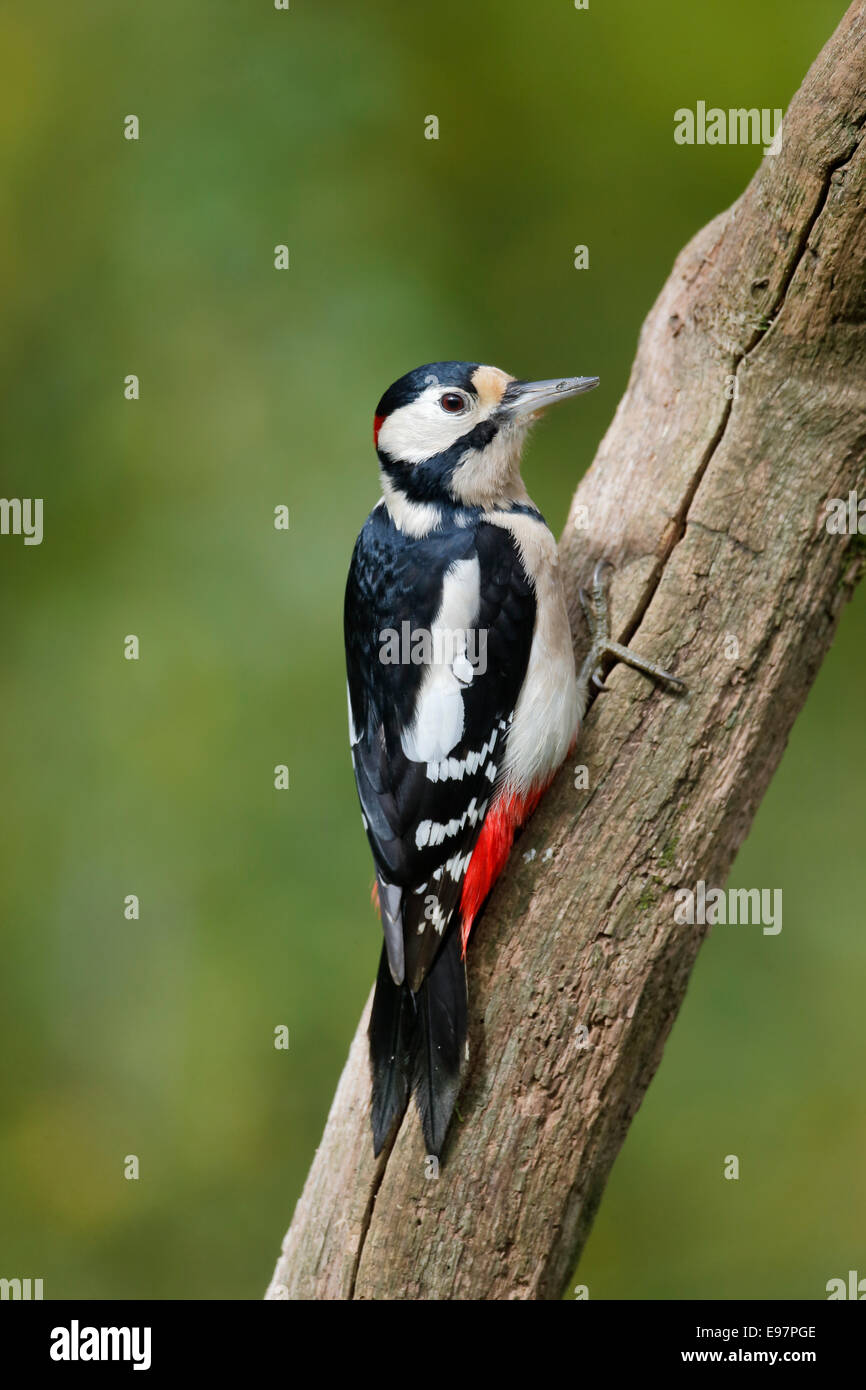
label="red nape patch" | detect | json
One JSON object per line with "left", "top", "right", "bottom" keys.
{"left": 373, "top": 413, "right": 386, "bottom": 446}
{"left": 459, "top": 784, "right": 547, "bottom": 956}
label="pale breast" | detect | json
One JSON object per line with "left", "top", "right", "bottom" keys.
{"left": 487, "top": 510, "right": 579, "bottom": 794}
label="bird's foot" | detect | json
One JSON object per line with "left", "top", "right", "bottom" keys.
{"left": 578, "top": 559, "right": 686, "bottom": 700}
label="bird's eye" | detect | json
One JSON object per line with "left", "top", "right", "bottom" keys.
{"left": 439, "top": 392, "right": 467, "bottom": 414}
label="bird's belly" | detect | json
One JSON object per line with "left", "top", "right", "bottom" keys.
{"left": 502, "top": 573, "right": 579, "bottom": 794}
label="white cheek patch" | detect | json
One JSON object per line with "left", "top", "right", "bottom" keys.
{"left": 377, "top": 380, "right": 501, "bottom": 465}
{"left": 401, "top": 557, "right": 481, "bottom": 763}
{"left": 378, "top": 385, "right": 472, "bottom": 463}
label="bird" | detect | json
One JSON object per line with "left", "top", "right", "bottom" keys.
{"left": 344, "top": 361, "right": 684, "bottom": 1159}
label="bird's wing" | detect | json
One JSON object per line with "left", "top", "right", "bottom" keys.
{"left": 345, "top": 507, "right": 536, "bottom": 991}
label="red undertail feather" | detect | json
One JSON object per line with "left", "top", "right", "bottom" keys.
{"left": 459, "top": 784, "right": 546, "bottom": 955}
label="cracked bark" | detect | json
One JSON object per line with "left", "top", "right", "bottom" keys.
{"left": 267, "top": 2, "right": 866, "bottom": 1301}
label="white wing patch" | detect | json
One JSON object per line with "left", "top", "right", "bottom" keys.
{"left": 425, "top": 725, "right": 500, "bottom": 783}
{"left": 401, "top": 556, "right": 481, "bottom": 764}
{"left": 415, "top": 796, "right": 488, "bottom": 850}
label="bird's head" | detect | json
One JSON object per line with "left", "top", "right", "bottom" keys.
{"left": 373, "top": 361, "right": 598, "bottom": 519}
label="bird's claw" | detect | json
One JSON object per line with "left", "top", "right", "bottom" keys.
{"left": 577, "top": 557, "right": 686, "bottom": 708}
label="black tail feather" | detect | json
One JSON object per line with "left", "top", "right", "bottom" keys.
{"left": 368, "top": 924, "right": 467, "bottom": 1158}
{"left": 411, "top": 924, "right": 467, "bottom": 1157}
{"left": 368, "top": 945, "right": 415, "bottom": 1155}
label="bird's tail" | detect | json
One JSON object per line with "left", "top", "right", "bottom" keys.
{"left": 368, "top": 922, "right": 467, "bottom": 1157}
{"left": 368, "top": 946, "right": 415, "bottom": 1155}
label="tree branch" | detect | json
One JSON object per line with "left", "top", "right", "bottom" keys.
{"left": 268, "top": 1, "right": 866, "bottom": 1300}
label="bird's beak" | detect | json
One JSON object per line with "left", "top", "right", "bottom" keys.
{"left": 501, "top": 375, "right": 599, "bottom": 420}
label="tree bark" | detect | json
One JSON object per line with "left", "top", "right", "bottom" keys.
{"left": 267, "top": 2, "right": 866, "bottom": 1301}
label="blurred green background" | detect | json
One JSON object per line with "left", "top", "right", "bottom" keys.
{"left": 0, "top": 0, "right": 862, "bottom": 1300}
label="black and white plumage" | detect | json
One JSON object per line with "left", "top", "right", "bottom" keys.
{"left": 346, "top": 505, "right": 536, "bottom": 986}
{"left": 345, "top": 361, "right": 599, "bottom": 1156}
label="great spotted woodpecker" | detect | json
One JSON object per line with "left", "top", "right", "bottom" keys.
{"left": 344, "top": 361, "right": 683, "bottom": 1158}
